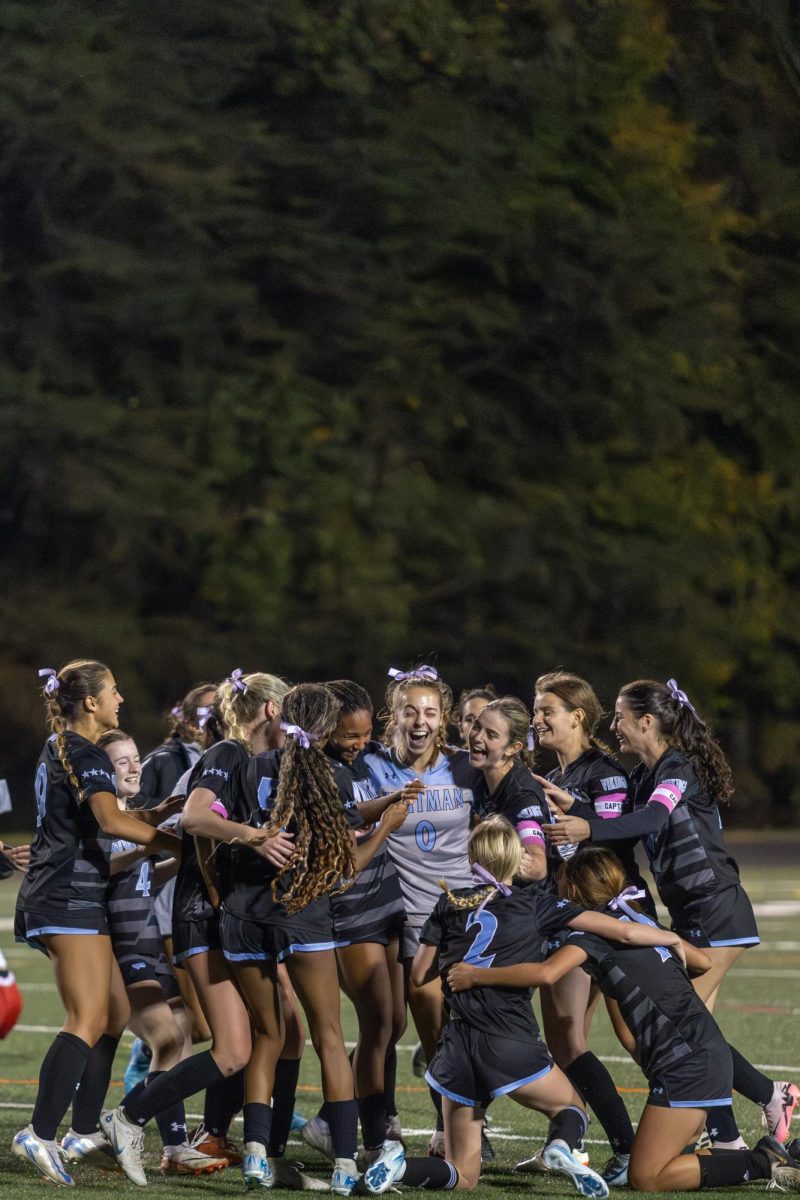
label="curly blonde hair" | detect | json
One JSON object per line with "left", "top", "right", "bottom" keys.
{"left": 265, "top": 683, "right": 356, "bottom": 914}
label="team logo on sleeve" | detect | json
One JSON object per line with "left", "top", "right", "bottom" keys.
{"left": 82, "top": 768, "right": 114, "bottom": 782}
{"left": 661, "top": 778, "right": 687, "bottom": 794}
{"left": 600, "top": 776, "right": 626, "bottom": 791}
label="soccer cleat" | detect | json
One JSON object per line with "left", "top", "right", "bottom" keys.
{"left": 542, "top": 1138, "right": 610, "bottom": 1198}
{"left": 100, "top": 1105, "right": 147, "bottom": 1186}
{"left": 764, "top": 1084, "right": 800, "bottom": 1144}
{"left": 695, "top": 1131, "right": 712, "bottom": 1151}
{"left": 515, "top": 1147, "right": 550, "bottom": 1173}
{"left": 189, "top": 1124, "right": 242, "bottom": 1166}
{"left": 302, "top": 1115, "right": 334, "bottom": 1162}
{"left": 427, "top": 1130, "right": 445, "bottom": 1158}
{"left": 756, "top": 1136, "right": 800, "bottom": 1192}
{"left": 574, "top": 1140, "right": 591, "bottom": 1166}
{"left": 712, "top": 1137, "right": 749, "bottom": 1150}
{"left": 411, "top": 1042, "right": 427, "bottom": 1079}
{"left": 12, "top": 1125, "right": 74, "bottom": 1186}
{"left": 160, "top": 1141, "right": 229, "bottom": 1175}
{"left": 123, "top": 1038, "right": 153, "bottom": 1092}
{"left": 243, "top": 1142, "right": 275, "bottom": 1189}
{"left": 61, "top": 1128, "right": 120, "bottom": 1170}
{"left": 331, "top": 1157, "right": 359, "bottom": 1196}
{"left": 601, "top": 1152, "right": 630, "bottom": 1187}
{"left": 271, "top": 1157, "right": 330, "bottom": 1190}
{"left": 481, "top": 1127, "right": 496, "bottom": 1163}
{"left": 363, "top": 1140, "right": 406, "bottom": 1194}
{"left": 291, "top": 1110, "right": 308, "bottom": 1132}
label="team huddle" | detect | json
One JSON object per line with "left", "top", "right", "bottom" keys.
{"left": 6, "top": 661, "right": 800, "bottom": 1194}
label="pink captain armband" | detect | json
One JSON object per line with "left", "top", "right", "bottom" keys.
{"left": 649, "top": 784, "right": 683, "bottom": 813}
{"left": 593, "top": 792, "right": 627, "bottom": 818}
{"left": 209, "top": 799, "right": 229, "bottom": 818}
{"left": 516, "top": 819, "right": 546, "bottom": 848}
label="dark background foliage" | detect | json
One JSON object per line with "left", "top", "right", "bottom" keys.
{"left": 2, "top": 0, "right": 800, "bottom": 825}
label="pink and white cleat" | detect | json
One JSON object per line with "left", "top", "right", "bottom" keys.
{"left": 763, "top": 1082, "right": 800, "bottom": 1144}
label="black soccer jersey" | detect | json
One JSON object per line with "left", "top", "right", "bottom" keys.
{"left": 587, "top": 747, "right": 741, "bottom": 918}
{"left": 107, "top": 841, "right": 158, "bottom": 942}
{"left": 564, "top": 911, "right": 726, "bottom": 1081}
{"left": 172, "top": 738, "right": 246, "bottom": 925}
{"left": 17, "top": 733, "right": 117, "bottom": 916}
{"left": 473, "top": 762, "right": 549, "bottom": 854}
{"left": 328, "top": 749, "right": 405, "bottom": 942}
{"left": 421, "top": 887, "right": 582, "bottom": 1039}
{"left": 222, "top": 747, "right": 354, "bottom": 923}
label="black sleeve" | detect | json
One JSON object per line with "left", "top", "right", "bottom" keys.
{"left": 587, "top": 801, "right": 670, "bottom": 843}
{"left": 193, "top": 742, "right": 245, "bottom": 799}
{"left": 534, "top": 893, "right": 585, "bottom": 936}
{"left": 73, "top": 743, "right": 118, "bottom": 803}
{"left": 563, "top": 928, "right": 614, "bottom": 969}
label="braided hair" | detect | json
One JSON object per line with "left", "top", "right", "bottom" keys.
{"left": 381, "top": 669, "right": 454, "bottom": 763}
{"left": 439, "top": 815, "right": 522, "bottom": 911}
{"left": 534, "top": 671, "right": 613, "bottom": 755}
{"left": 619, "top": 679, "right": 733, "bottom": 808}
{"left": 265, "top": 683, "right": 356, "bottom": 914}
{"left": 326, "top": 679, "right": 373, "bottom": 716}
{"left": 42, "top": 660, "right": 111, "bottom": 805}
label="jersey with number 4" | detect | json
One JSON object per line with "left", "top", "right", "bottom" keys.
{"left": 106, "top": 841, "right": 158, "bottom": 947}
{"left": 362, "top": 747, "right": 481, "bottom": 927}
{"left": 17, "top": 733, "right": 117, "bottom": 916}
{"left": 421, "top": 887, "right": 582, "bottom": 1038}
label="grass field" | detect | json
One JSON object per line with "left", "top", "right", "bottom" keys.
{"left": 0, "top": 834, "right": 798, "bottom": 1198}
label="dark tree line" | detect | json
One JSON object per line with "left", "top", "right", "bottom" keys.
{"left": 2, "top": 1, "right": 800, "bottom": 824}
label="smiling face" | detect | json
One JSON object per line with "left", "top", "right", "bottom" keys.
{"left": 533, "top": 691, "right": 585, "bottom": 752}
{"left": 104, "top": 737, "right": 141, "bottom": 801}
{"left": 469, "top": 707, "right": 521, "bottom": 772}
{"left": 394, "top": 687, "right": 443, "bottom": 767}
{"left": 91, "top": 673, "right": 124, "bottom": 733}
{"left": 610, "top": 695, "right": 649, "bottom": 757}
{"left": 328, "top": 708, "right": 373, "bottom": 765}
{"left": 458, "top": 696, "right": 492, "bottom": 747}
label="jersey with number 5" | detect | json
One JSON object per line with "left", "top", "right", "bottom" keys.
{"left": 421, "top": 887, "right": 583, "bottom": 1038}
{"left": 362, "top": 747, "right": 481, "bottom": 927}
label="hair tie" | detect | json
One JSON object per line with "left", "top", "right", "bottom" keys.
{"left": 526, "top": 726, "right": 535, "bottom": 751}
{"left": 228, "top": 667, "right": 248, "bottom": 695}
{"left": 280, "top": 721, "right": 319, "bottom": 750}
{"left": 609, "top": 885, "right": 647, "bottom": 923}
{"left": 666, "top": 678, "right": 699, "bottom": 719}
{"left": 471, "top": 861, "right": 513, "bottom": 897}
{"left": 196, "top": 705, "right": 212, "bottom": 731}
{"left": 170, "top": 705, "right": 184, "bottom": 720}
{"left": 387, "top": 664, "right": 439, "bottom": 683}
{"left": 38, "top": 668, "right": 60, "bottom": 697}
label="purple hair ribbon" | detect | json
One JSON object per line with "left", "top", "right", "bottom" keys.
{"left": 280, "top": 721, "right": 319, "bottom": 749}
{"left": 666, "top": 678, "right": 699, "bottom": 718}
{"left": 38, "top": 668, "right": 60, "bottom": 697}
{"left": 526, "top": 725, "right": 535, "bottom": 751}
{"left": 387, "top": 664, "right": 439, "bottom": 682}
{"left": 471, "top": 861, "right": 513, "bottom": 897}
{"left": 196, "top": 705, "right": 212, "bottom": 730}
{"left": 609, "top": 885, "right": 648, "bottom": 922}
{"left": 170, "top": 705, "right": 184, "bottom": 720}
{"left": 228, "top": 667, "right": 248, "bottom": 695}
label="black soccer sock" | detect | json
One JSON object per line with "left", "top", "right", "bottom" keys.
{"left": 358, "top": 1092, "right": 388, "bottom": 1151}
{"left": 243, "top": 1101, "right": 273, "bottom": 1149}
{"left": 204, "top": 1066, "right": 245, "bottom": 1137}
{"left": 547, "top": 1104, "right": 589, "bottom": 1152}
{"left": 147, "top": 1072, "right": 188, "bottom": 1147}
{"left": 327, "top": 1098, "right": 358, "bottom": 1160}
{"left": 401, "top": 1157, "right": 459, "bottom": 1189}
{"left": 123, "top": 1050, "right": 225, "bottom": 1126}
{"left": 32, "top": 1032, "right": 92, "bottom": 1141}
{"left": 565, "top": 1050, "right": 634, "bottom": 1154}
{"left": 384, "top": 1047, "right": 398, "bottom": 1119}
{"left": 429, "top": 1085, "right": 444, "bottom": 1132}
{"left": 729, "top": 1045, "right": 773, "bottom": 1106}
{"left": 268, "top": 1058, "right": 301, "bottom": 1157}
{"left": 706, "top": 1105, "right": 741, "bottom": 1143}
{"left": 699, "top": 1148, "right": 771, "bottom": 1187}
{"left": 71, "top": 1033, "right": 120, "bottom": 1135}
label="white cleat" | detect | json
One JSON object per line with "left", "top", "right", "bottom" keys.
{"left": 364, "top": 1141, "right": 406, "bottom": 1195}
{"left": 331, "top": 1157, "right": 359, "bottom": 1196}
{"left": 543, "top": 1139, "right": 609, "bottom": 1198}
{"left": 302, "top": 1116, "right": 334, "bottom": 1162}
{"left": 100, "top": 1106, "right": 147, "bottom": 1186}
{"left": 61, "top": 1127, "right": 120, "bottom": 1170}
{"left": 243, "top": 1142, "right": 275, "bottom": 1189}
{"left": 13, "top": 1125, "right": 75, "bottom": 1186}
{"left": 271, "top": 1157, "right": 330, "bottom": 1190}
{"left": 160, "top": 1140, "right": 229, "bottom": 1175}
